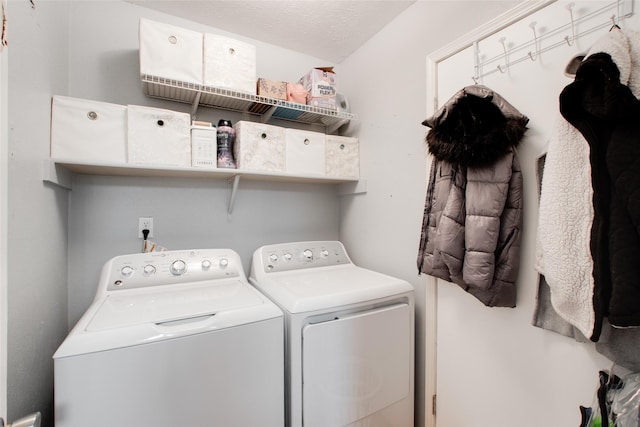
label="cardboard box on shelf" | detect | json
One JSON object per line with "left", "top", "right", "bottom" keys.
{"left": 298, "top": 67, "right": 337, "bottom": 110}
{"left": 257, "top": 78, "right": 287, "bottom": 100}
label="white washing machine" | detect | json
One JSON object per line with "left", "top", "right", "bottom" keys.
{"left": 249, "top": 241, "right": 414, "bottom": 427}
{"left": 54, "top": 248, "right": 284, "bottom": 427}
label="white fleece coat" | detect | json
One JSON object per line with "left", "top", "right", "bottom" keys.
{"left": 536, "top": 28, "right": 640, "bottom": 340}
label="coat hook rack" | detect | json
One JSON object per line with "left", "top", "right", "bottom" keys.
{"left": 472, "top": 0, "right": 634, "bottom": 81}
{"left": 528, "top": 22, "right": 539, "bottom": 61}
{"left": 472, "top": 41, "right": 480, "bottom": 83}
{"left": 497, "top": 37, "right": 508, "bottom": 73}
{"left": 565, "top": 2, "right": 576, "bottom": 46}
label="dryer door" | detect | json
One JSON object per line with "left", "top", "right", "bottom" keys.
{"left": 302, "top": 303, "right": 411, "bottom": 427}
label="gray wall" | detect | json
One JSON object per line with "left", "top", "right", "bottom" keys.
{"left": 8, "top": 1, "right": 340, "bottom": 425}
{"left": 62, "top": 1, "right": 342, "bottom": 327}
{"left": 7, "top": 2, "right": 71, "bottom": 425}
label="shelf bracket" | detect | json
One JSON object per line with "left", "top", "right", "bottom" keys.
{"left": 261, "top": 105, "right": 277, "bottom": 123}
{"left": 190, "top": 91, "right": 202, "bottom": 119}
{"left": 43, "top": 160, "right": 72, "bottom": 190}
{"left": 227, "top": 174, "right": 241, "bottom": 214}
{"left": 326, "top": 119, "right": 348, "bottom": 134}
{"left": 337, "top": 180, "right": 367, "bottom": 196}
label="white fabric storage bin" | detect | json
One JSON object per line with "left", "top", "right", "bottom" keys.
{"left": 203, "top": 34, "right": 256, "bottom": 94}
{"left": 127, "top": 105, "right": 191, "bottom": 167}
{"left": 284, "top": 128, "right": 326, "bottom": 176}
{"left": 326, "top": 135, "right": 359, "bottom": 179}
{"left": 139, "top": 18, "right": 203, "bottom": 85}
{"left": 234, "top": 121, "right": 286, "bottom": 172}
{"left": 50, "top": 96, "right": 127, "bottom": 164}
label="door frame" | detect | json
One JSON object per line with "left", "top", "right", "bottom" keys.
{"left": 423, "top": 2, "right": 555, "bottom": 426}
{"left": 0, "top": 32, "right": 7, "bottom": 421}
{"left": 0, "top": 0, "right": 8, "bottom": 417}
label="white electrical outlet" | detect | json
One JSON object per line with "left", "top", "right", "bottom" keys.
{"left": 138, "top": 217, "right": 154, "bottom": 238}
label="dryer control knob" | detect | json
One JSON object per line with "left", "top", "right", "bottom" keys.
{"left": 320, "top": 249, "right": 329, "bottom": 258}
{"left": 302, "top": 249, "right": 313, "bottom": 261}
{"left": 170, "top": 260, "right": 187, "bottom": 276}
{"left": 143, "top": 264, "right": 156, "bottom": 276}
{"left": 269, "top": 254, "right": 278, "bottom": 262}
{"left": 219, "top": 258, "right": 229, "bottom": 268}
{"left": 201, "top": 260, "right": 212, "bottom": 270}
{"left": 283, "top": 252, "right": 292, "bottom": 261}
{"left": 120, "top": 266, "right": 134, "bottom": 277}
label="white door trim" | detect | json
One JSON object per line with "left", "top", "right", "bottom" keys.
{"left": 0, "top": 38, "right": 7, "bottom": 421}
{"left": 0, "top": 0, "right": 8, "bottom": 415}
{"left": 423, "top": 2, "right": 556, "bottom": 426}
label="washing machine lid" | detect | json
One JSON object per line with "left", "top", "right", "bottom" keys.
{"left": 250, "top": 265, "right": 413, "bottom": 313}
{"left": 87, "top": 279, "right": 263, "bottom": 331}
{"left": 54, "top": 279, "right": 282, "bottom": 358}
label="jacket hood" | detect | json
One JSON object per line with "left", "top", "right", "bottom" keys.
{"left": 423, "top": 85, "right": 528, "bottom": 167}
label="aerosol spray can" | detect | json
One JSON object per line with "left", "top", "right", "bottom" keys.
{"left": 216, "top": 119, "right": 237, "bottom": 168}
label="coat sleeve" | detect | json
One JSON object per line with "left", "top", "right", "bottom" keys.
{"left": 462, "top": 151, "right": 514, "bottom": 291}
{"left": 432, "top": 164, "right": 467, "bottom": 285}
{"left": 491, "top": 151, "right": 523, "bottom": 304}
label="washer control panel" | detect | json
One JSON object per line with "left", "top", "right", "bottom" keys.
{"left": 103, "top": 249, "right": 241, "bottom": 292}
{"left": 258, "top": 241, "right": 351, "bottom": 273}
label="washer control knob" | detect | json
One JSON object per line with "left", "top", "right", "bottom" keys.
{"left": 201, "top": 259, "right": 212, "bottom": 270}
{"left": 170, "top": 260, "right": 187, "bottom": 276}
{"left": 269, "top": 254, "right": 279, "bottom": 262}
{"left": 283, "top": 252, "right": 292, "bottom": 261}
{"left": 142, "top": 264, "right": 156, "bottom": 276}
{"left": 219, "top": 258, "right": 229, "bottom": 269}
{"left": 302, "top": 249, "right": 313, "bottom": 261}
{"left": 320, "top": 249, "right": 329, "bottom": 258}
{"left": 120, "top": 266, "right": 134, "bottom": 277}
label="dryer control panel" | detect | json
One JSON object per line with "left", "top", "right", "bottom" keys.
{"left": 99, "top": 249, "right": 243, "bottom": 293}
{"left": 255, "top": 241, "right": 352, "bottom": 273}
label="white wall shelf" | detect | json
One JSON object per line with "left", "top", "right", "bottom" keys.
{"left": 141, "top": 75, "right": 357, "bottom": 133}
{"left": 44, "top": 159, "right": 365, "bottom": 214}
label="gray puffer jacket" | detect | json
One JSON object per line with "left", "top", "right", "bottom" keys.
{"left": 417, "top": 85, "right": 528, "bottom": 307}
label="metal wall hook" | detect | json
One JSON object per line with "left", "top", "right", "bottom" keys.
{"left": 565, "top": 2, "right": 575, "bottom": 46}
{"left": 497, "top": 37, "right": 508, "bottom": 73}
{"left": 472, "top": 41, "right": 480, "bottom": 84}
{"left": 610, "top": 14, "right": 620, "bottom": 29}
{"left": 528, "top": 22, "right": 539, "bottom": 61}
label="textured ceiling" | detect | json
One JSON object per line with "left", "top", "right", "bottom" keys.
{"left": 127, "top": 0, "right": 417, "bottom": 63}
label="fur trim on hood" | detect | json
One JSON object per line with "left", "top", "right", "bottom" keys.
{"left": 423, "top": 85, "right": 528, "bottom": 167}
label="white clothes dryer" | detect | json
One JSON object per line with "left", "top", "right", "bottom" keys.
{"left": 249, "top": 241, "right": 414, "bottom": 427}
{"left": 54, "top": 248, "right": 284, "bottom": 427}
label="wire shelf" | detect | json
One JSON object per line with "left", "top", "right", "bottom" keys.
{"left": 141, "top": 75, "right": 357, "bottom": 131}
